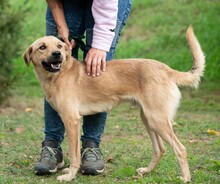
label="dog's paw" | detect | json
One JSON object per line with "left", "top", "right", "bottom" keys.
{"left": 180, "top": 176, "right": 191, "bottom": 183}
{"left": 57, "top": 168, "right": 77, "bottom": 182}
{"left": 136, "top": 167, "right": 150, "bottom": 176}
{"left": 61, "top": 168, "right": 70, "bottom": 174}
{"left": 57, "top": 173, "right": 75, "bottom": 182}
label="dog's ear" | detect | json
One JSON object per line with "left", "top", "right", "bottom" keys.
{"left": 22, "top": 46, "right": 33, "bottom": 66}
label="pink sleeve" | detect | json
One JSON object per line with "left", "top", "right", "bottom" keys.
{"left": 92, "top": 0, "right": 118, "bottom": 52}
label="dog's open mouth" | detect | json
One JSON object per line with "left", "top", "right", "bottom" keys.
{"left": 51, "top": 61, "right": 61, "bottom": 70}
{"left": 42, "top": 60, "right": 62, "bottom": 73}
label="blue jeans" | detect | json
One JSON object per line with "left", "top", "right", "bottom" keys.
{"left": 44, "top": 0, "right": 132, "bottom": 147}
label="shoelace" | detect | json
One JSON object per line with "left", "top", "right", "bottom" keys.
{"left": 41, "top": 146, "right": 58, "bottom": 162}
{"left": 81, "top": 148, "right": 101, "bottom": 161}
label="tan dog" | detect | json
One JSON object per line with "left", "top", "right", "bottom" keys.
{"left": 22, "top": 26, "right": 205, "bottom": 182}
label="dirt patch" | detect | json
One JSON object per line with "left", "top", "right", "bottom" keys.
{"left": 0, "top": 96, "right": 43, "bottom": 116}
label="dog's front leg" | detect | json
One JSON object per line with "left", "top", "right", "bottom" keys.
{"left": 57, "top": 113, "right": 80, "bottom": 182}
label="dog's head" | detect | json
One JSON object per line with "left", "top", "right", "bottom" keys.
{"left": 22, "top": 36, "right": 70, "bottom": 73}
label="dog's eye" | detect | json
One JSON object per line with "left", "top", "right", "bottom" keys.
{"left": 57, "top": 44, "right": 62, "bottom": 49}
{"left": 39, "top": 45, "right": 46, "bottom": 50}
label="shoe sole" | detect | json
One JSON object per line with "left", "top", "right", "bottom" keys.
{"left": 35, "top": 161, "right": 65, "bottom": 175}
{"left": 81, "top": 168, "right": 104, "bottom": 175}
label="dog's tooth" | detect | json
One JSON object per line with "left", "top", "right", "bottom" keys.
{"left": 51, "top": 63, "right": 61, "bottom": 70}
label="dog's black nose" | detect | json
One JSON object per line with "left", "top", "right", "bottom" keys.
{"left": 52, "top": 51, "right": 61, "bottom": 58}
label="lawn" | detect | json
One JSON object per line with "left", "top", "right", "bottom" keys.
{"left": 1, "top": 83, "right": 220, "bottom": 183}
{"left": 1, "top": 0, "right": 220, "bottom": 183}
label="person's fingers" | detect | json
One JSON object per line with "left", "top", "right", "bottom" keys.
{"left": 91, "top": 57, "right": 97, "bottom": 77}
{"left": 58, "top": 26, "right": 71, "bottom": 49}
{"left": 96, "top": 57, "right": 102, "bottom": 76}
{"left": 101, "top": 56, "right": 106, "bottom": 72}
{"left": 85, "top": 48, "right": 107, "bottom": 77}
{"left": 63, "top": 37, "right": 72, "bottom": 50}
{"left": 85, "top": 55, "right": 92, "bottom": 76}
{"left": 70, "top": 39, "right": 76, "bottom": 49}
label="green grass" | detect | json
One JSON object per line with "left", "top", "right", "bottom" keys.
{"left": 1, "top": 84, "right": 220, "bottom": 183}
{"left": 1, "top": 0, "right": 220, "bottom": 183}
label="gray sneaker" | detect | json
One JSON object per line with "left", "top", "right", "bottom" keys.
{"left": 34, "top": 140, "right": 64, "bottom": 175}
{"left": 81, "top": 140, "right": 104, "bottom": 175}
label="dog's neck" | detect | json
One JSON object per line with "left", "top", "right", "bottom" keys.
{"left": 34, "top": 67, "right": 58, "bottom": 95}
{"left": 34, "top": 58, "right": 82, "bottom": 97}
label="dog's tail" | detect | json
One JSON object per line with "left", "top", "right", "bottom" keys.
{"left": 174, "top": 26, "right": 205, "bottom": 88}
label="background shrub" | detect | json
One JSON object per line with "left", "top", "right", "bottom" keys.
{"left": 0, "top": 0, "right": 27, "bottom": 103}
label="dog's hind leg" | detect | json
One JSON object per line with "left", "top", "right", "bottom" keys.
{"left": 146, "top": 114, "right": 191, "bottom": 182}
{"left": 137, "top": 109, "right": 166, "bottom": 176}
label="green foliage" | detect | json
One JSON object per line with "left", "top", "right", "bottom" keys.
{"left": 0, "top": 0, "right": 27, "bottom": 103}
{"left": 115, "top": 0, "right": 220, "bottom": 82}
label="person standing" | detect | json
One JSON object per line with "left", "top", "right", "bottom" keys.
{"left": 34, "top": 0, "right": 132, "bottom": 176}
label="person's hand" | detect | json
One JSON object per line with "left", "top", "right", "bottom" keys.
{"left": 58, "top": 25, "right": 75, "bottom": 50}
{"left": 85, "top": 48, "right": 107, "bottom": 77}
